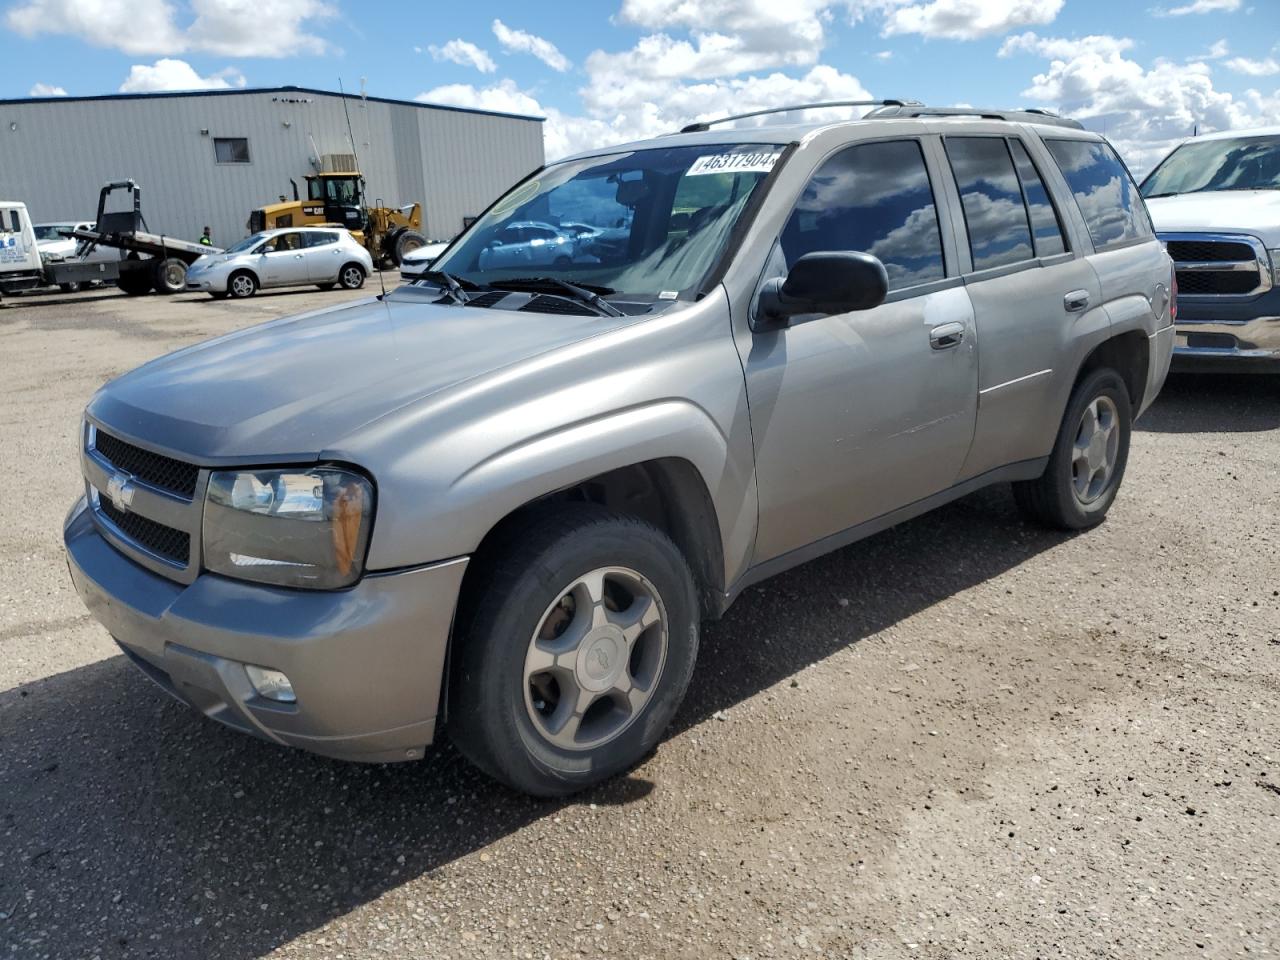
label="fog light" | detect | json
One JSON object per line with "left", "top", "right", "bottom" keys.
{"left": 245, "top": 664, "right": 296, "bottom": 703}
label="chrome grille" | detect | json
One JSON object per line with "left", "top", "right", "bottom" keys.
{"left": 83, "top": 422, "right": 205, "bottom": 582}
{"left": 1161, "top": 232, "right": 1272, "bottom": 299}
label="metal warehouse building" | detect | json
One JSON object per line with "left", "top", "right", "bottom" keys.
{"left": 0, "top": 85, "right": 544, "bottom": 248}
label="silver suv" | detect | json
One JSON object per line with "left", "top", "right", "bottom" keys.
{"left": 65, "top": 102, "right": 1174, "bottom": 796}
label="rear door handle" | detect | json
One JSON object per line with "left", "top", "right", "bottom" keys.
{"left": 929, "top": 321, "right": 965, "bottom": 350}
{"left": 1064, "top": 290, "right": 1091, "bottom": 313}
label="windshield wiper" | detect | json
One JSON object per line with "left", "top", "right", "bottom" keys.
{"left": 417, "top": 269, "right": 487, "bottom": 305}
{"left": 487, "top": 277, "right": 625, "bottom": 318}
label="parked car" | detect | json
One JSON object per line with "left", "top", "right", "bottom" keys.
{"left": 185, "top": 226, "right": 373, "bottom": 299}
{"left": 398, "top": 239, "right": 451, "bottom": 282}
{"left": 33, "top": 221, "right": 121, "bottom": 291}
{"left": 65, "top": 104, "right": 1173, "bottom": 796}
{"left": 476, "top": 220, "right": 578, "bottom": 270}
{"left": 1141, "top": 126, "right": 1280, "bottom": 370}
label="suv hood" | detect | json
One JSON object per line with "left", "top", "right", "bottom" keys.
{"left": 87, "top": 292, "right": 640, "bottom": 464}
{"left": 1146, "top": 190, "right": 1280, "bottom": 247}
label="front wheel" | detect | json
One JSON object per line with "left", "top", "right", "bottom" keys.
{"left": 1013, "top": 367, "right": 1132, "bottom": 530}
{"left": 227, "top": 271, "right": 257, "bottom": 299}
{"left": 450, "top": 505, "right": 699, "bottom": 797}
{"left": 338, "top": 263, "right": 365, "bottom": 290}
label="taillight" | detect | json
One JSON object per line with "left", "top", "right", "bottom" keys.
{"left": 1170, "top": 263, "right": 1178, "bottom": 322}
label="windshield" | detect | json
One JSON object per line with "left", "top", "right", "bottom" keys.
{"left": 225, "top": 232, "right": 268, "bottom": 254}
{"left": 1141, "top": 136, "right": 1280, "bottom": 197}
{"left": 432, "top": 143, "right": 785, "bottom": 299}
{"left": 34, "top": 224, "right": 69, "bottom": 241}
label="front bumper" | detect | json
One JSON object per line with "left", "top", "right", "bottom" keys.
{"left": 1173, "top": 287, "right": 1280, "bottom": 370}
{"left": 65, "top": 499, "right": 468, "bottom": 762}
{"left": 184, "top": 274, "right": 222, "bottom": 293}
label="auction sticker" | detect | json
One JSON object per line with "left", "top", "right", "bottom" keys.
{"left": 686, "top": 150, "right": 782, "bottom": 177}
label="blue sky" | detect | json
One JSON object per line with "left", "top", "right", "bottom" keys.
{"left": 3, "top": 0, "right": 1278, "bottom": 169}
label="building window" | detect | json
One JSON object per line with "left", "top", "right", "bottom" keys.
{"left": 213, "top": 137, "right": 251, "bottom": 164}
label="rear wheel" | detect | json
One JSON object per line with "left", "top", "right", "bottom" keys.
{"left": 338, "top": 262, "right": 365, "bottom": 290}
{"left": 227, "top": 270, "right": 257, "bottom": 299}
{"left": 391, "top": 229, "right": 427, "bottom": 265}
{"left": 116, "top": 271, "right": 153, "bottom": 296}
{"left": 450, "top": 505, "right": 699, "bottom": 797}
{"left": 1013, "top": 367, "right": 1132, "bottom": 530}
{"left": 58, "top": 281, "right": 81, "bottom": 293}
{"left": 152, "top": 257, "right": 187, "bottom": 295}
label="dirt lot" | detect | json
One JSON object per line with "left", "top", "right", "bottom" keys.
{"left": 1, "top": 282, "right": 1277, "bottom": 960}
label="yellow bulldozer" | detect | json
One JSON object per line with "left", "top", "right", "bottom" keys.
{"left": 248, "top": 171, "right": 428, "bottom": 266}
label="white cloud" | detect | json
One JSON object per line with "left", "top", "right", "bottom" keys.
{"left": 881, "top": 0, "right": 1064, "bottom": 40}
{"left": 875, "top": 50, "right": 894, "bottom": 60}
{"left": 1202, "top": 39, "right": 1230, "bottom": 60}
{"left": 5, "top": 0, "right": 332, "bottom": 57}
{"left": 1225, "top": 56, "right": 1280, "bottom": 77}
{"left": 492, "top": 19, "right": 571, "bottom": 72}
{"left": 1011, "top": 32, "right": 1279, "bottom": 172}
{"left": 420, "top": 63, "right": 872, "bottom": 161}
{"left": 28, "top": 82, "right": 68, "bottom": 97}
{"left": 185, "top": 0, "right": 333, "bottom": 56}
{"left": 1153, "top": 0, "right": 1240, "bottom": 15}
{"left": 428, "top": 39, "right": 497, "bottom": 73}
{"left": 118, "top": 58, "right": 246, "bottom": 92}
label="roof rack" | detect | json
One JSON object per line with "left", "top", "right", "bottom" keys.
{"left": 679, "top": 99, "right": 922, "bottom": 134}
{"left": 862, "top": 104, "right": 1084, "bottom": 129}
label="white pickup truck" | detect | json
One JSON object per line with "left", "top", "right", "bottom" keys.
{"left": 0, "top": 201, "right": 45, "bottom": 297}
{"left": 1141, "top": 126, "right": 1280, "bottom": 370}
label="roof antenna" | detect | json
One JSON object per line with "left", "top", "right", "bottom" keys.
{"left": 339, "top": 76, "right": 387, "bottom": 300}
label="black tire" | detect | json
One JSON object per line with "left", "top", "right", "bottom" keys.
{"left": 338, "top": 262, "right": 365, "bottom": 290}
{"left": 227, "top": 270, "right": 257, "bottom": 299}
{"left": 391, "top": 229, "right": 427, "bottom": 266}
{"left": 59, "top": 281, "right": 81, "bottom": 294}
{"left": 152, "top": 257, "right": 187, "bottom": 295}
{"left": 316, "top": 282, "right": 336, "bottom": 291}
{"left": 1013, "top": 367, "right": 1132, "bottom": 530}
{"left": 450, "top": 504, "right": 699, "bottom": 797}
{"left": 116, "top": 270, "right": 153, "bottom": 296}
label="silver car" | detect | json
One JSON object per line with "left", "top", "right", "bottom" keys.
{"left": 66, "top": 103, "right": 1173, "bottom": 796}
{"left": 477, "top": 220, "right": 577, "bottom": 270}
{"left": 185, "top": 226, "right": 373, "bottom": 299}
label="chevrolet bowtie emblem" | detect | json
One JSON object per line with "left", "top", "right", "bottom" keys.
{"left": 106, "top": 471, "right": 136, "bottom": 513}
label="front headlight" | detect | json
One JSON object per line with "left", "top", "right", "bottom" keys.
{"left": 203, "top": 467, "right": 374, "bottom": 589}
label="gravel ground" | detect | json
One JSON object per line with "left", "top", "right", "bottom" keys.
{"left": 1, "top": 283, "right": 1277, "bottom": 960}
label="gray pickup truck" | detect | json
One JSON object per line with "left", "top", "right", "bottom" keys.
{"left": 65, "top": 102, "right": 1174, "bottom": 796}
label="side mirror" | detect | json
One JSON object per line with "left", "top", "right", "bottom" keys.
{"left": 756, "top": 251, "right": 889, "bottom": 327}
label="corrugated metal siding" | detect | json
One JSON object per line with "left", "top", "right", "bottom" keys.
{"left": 0, "top": 90, "right": 542, "bottom": 249}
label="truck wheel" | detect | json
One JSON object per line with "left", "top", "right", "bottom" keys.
{"left": 116, "top": 271, "right": 153, "bottom": 296}
{"left": 228, "top": 271, "right": 257, "bottom": 299}
{"left": 450, "top": 505, "right": 699, "bottom": 797}
{"left": 152, "top": 257, "right": 187, "bottom": 295}
{"left": 392, "top": 229, "right": 427, "bottom": 265}
{"left": 59, "top": 281, "right": 82, "bottom": 293}
{"left": 1013, "top": 367, "right": 1132, "bottom": 530}
{"left": 338, "top": 263, "right": 365, "bottom": 290}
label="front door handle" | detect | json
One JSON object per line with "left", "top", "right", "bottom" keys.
{"left": 929, "top": 321, "right": 965, "bottom": 350}
{"left": 1064, "top": 289, "right": 1091, "bottom": 313}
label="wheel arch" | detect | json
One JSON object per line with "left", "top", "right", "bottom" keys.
{"left": 1075, "top": 328, "right": 1149, "bottom": 410}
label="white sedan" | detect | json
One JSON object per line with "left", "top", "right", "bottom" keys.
{"left": 398, "top": 240, "right": 451, "bottom": 282}
{"left": 186, "top": 227, "right": 373, "bottom": 299}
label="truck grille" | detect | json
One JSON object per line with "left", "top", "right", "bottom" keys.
{"left": 93, "top": 429, "right": 199, "bottom": 499}
{"left": 1161, "top": 233, "right": 1271, "bottom": 299}
{"left": 97, "top": 498, "right": 191, "bottom": 565}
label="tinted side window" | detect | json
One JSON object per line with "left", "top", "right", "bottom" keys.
{"left": 1008, "top": 140, "right": 1066, "bottom": 257}
{"left": 945, "top": 137, "right": 1034, "bottom": 271}
{"left": 304, "top": 231, "right": 337, "bottom": 247}
{"left": 1044, "top": 139, "right": 1152, "bottom": 249}
{"left": 781, "top": 139, "right": 946, "bottom": 291}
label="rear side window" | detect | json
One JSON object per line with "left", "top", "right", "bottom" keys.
{"left": 781, "top": 139, "right": 946, "bottom": 291}
{"left": 1008, "top": 140, "right": 1066, "bottom": 257}
{"left": 1044, "top": 139, "right": 1152, "bottom": 250}
{"left": 304, "top": 231, "right": 338, "bottom": 247}
{"left": 944, "top": 137, "right": 1034, "bottom": 271}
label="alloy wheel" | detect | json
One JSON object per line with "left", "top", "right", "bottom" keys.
{"left": 1071, "top": 395, "right": 1120, "bottom": 504}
